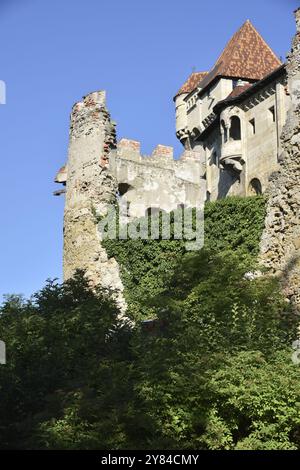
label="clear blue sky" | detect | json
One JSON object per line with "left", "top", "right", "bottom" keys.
{"left": 0, "top": 0, "right": 298, "bottom": 299}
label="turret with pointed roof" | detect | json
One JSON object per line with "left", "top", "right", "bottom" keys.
{"left": 173, "top": 14, "right": 289, "bottom": 203}
{"left": 176, "top": 19, "right": 282, "bottom": 98}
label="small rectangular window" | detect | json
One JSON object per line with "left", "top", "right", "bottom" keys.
{"left": 249, "top": 118, "right": 255, "bottom": 135}
{"left": 269, "top": 106, "right": 275, "bottom": 122}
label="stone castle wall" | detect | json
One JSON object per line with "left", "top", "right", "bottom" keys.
{"left": 260, "top": 8, "right": 300, "bottom": 305}
{"left": 57, "top": 91, "right": 206, "bottom": 307}
{"left": 110, "top": 138, "right": 206, "bottom": 220}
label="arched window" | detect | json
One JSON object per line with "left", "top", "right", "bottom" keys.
{"left": 229, "top": 116, "right": 241, "bottom": 141}
{"left": 118, "top": 182, "right": 132, "bottom": 196}
{"left": 249, "top": 178, "right": 262, "bottom": 195}
{"left": 221, "top": 119, "right": 228, "bottom": 143}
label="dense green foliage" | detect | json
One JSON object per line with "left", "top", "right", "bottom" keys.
{"left": 1, "top": 196, "right": 300, "bottom": 450}
{"left": 0, "top": 274, "right": 132, "bottom": 448}
{"left": 203, "top": 195, "right": 266, "bottom": 255}
{"left": 103, "top": 196, "right": 266, "bottom": 319}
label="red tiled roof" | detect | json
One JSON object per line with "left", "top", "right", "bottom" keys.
{"left": 176, "top": 20, "right": 282, "bottom": 98}
{"left": 226, "top": 82, "right": 253, "bottom": 99}
{"left": 176, "top": 72, "right": 208, "bottom": 96}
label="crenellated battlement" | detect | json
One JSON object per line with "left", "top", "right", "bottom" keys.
{"left": 117, "top": 138, "right": 202, "bottom": 165}
{"left": 151, "top": 144, "right": 173, "bottom": 159}
{"left": 117, "top": 139, "right": 141, "bottom": 161}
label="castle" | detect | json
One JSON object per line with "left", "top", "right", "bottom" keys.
{"left": 54, "top": 9, "right": 300, "bottom": 306}
{"left": 174, "top": 20, "right": 288, "bottom": 200}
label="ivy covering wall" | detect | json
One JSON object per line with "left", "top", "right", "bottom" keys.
{"left": 103, "top": 196, "right": 266, "bottom": 319}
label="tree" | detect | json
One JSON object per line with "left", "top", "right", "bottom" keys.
{"left": 0, "top": 272, "right": 132, "bottom": 449}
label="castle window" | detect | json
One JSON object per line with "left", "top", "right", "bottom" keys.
{"left": 187, "top": 95, "right": 197, "bottom": 111}
{"left": 249, "top": 178, "right": 262, "bottom": 195}
{"left": 249, "top": 118, "right": 256, "bottom": 135}
{"left": 229, "top": 116, "right": 241, "bottom": 141}
{"left": 118, "top": 182, "right": 132, "bottom": 196}
{"left": 269, "top": 106, "right": 275, "bottom": 122}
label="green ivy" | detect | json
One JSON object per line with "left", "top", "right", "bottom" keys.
{"left": 103, "top": 196, "right": 266, "bottom": 320}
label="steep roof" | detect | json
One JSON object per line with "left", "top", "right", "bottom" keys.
{"left": 176, "top": 71, "right": 208, "bottom": 96}
{"left": 175, "top": 20, "right": 282, "bottom": 98}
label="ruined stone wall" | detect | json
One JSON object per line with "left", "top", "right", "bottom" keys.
{"left": 110, "top": 139, "right": 206, "bottom": 220}
{"left": 57, "top": 91, "right": 206, "bottom": 312}
{"left": 63, "top": 91, "right": 126, "bottom": 311}
{"left": 260, "top": 8, "right": 300, "bottom": 305}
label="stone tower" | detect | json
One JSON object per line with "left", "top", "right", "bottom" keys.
{"left": 60, "top": 91, "right": 126, "bottom": 310}
{"left": 55, "top": 89, "right": 205, "bottom": 312}
{"left": 260, "top": 8, "right": 300, "bottom": 305}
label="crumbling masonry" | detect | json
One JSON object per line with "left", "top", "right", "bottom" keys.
{"left": 55, "top": 92, "right": 205, "bottom": 307}
{"left": 57, "top": 92, "right": 126, "bottom": 310}
{"left": 55, "top": 8, "right": 300, "bottom": 308}
{"left": 260, "top": 8, "right": 300, "bottom": 305}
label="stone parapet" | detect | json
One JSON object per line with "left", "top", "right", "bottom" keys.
{"left": 117, "top": 139, "right": 202, "bottom": 166}
{"left": 117, "top": 139, "right": 141, "bottom": 161}
{"left": 151, "top": 144, "right": 173, "bottom": 159}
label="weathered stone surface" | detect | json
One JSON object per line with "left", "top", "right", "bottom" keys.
{"left": 59, "top": 91, "right": 206, "bottom": 315}
{"left": 260, "top": 8, "right": 300, "bottom": 307}
{"left": 63, "top": 91, "right": 126, "bottom": 313}
{"left": 110, "top": 139, "right": 206, "bottom": 221}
